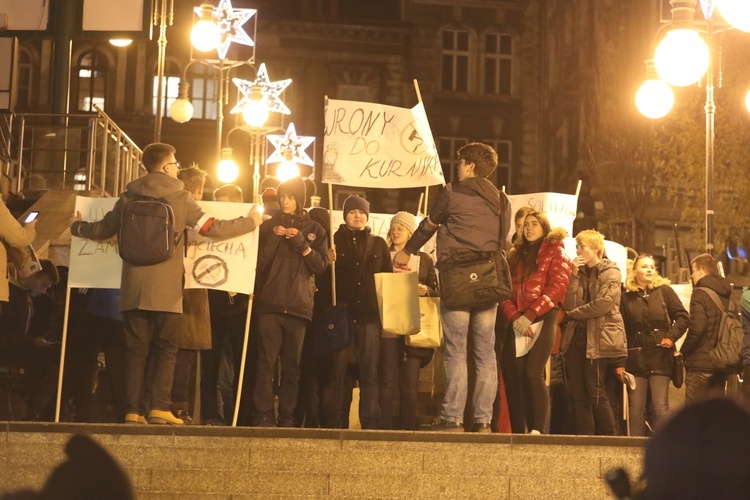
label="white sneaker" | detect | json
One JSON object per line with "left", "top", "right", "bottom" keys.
{"left": 529, "top": 429, "right": 541, "bottom": 435}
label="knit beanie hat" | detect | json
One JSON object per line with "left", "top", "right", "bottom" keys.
{"left": 308, "top": 207, "right": 331, "bottom": 237}
{"left": 277, "top": 177, "right": 306, "bottom": 215}
{"left": 343, "top": 194, "right": 369, "bottom": 220}
{"left": 390, "top": 211, "right": 417, "bottom": 235}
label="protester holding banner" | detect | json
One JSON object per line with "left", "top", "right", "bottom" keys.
{"left": 395, "top": 142, "right": 510, "bottom": 433}
{"left": 378, "top": 211, "right": 438, "bottom": 430}
{"left": 620, "top": 254, "right": 689, "bottom": 436}
{"left": 562, "top": 230, "right": 627, "bottom": 435}
{"left": 70, "top": 143, "right": 262, "bottom": 426}
{"left": 499, "top": 212, "right": 571, "bottom": 434}
{"left": 321, "top": 195, "right": 391, "bottom": 429}
{"left": 170, "top": 166, "right": 212, "bottom": 424}
{"left": 0, "top": 195, "right": 37, "bottom": 315}
{"left": 250, "top": 177, "right": 328, "bottom": 427}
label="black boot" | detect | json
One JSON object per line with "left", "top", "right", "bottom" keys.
{"left": 171, "top": 402, "right": 194, "bottom": 425}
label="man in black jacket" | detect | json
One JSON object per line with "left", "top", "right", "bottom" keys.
{"left": 320, "top": 195, "right": 392, "bottom": 429}
{"left": 394, "top": 142, "right": 510, "bottom": 432}
{"left": 682, "top": 253, "right": 732, "bottom": 404}
{"left": 251, "top": 177, "right": 328, "bottom": 426}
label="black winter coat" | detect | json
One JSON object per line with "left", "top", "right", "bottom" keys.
{"left": 255, "top": 212, "right": 328, "bottom": 321}
{"left": 621, "top": 278, "right": 689, "bottom": 377}
{"left": 334, "top": 225, "right": 392, "bottom": 325}
{"left": 682, "top": 273, "right": 732, "bottom": 372}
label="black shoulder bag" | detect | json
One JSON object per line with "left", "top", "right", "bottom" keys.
{"left": 314, "top": 235, "right": 374, "bottom": 357}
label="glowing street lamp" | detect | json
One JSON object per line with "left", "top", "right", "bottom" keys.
{"left": 635, "top": 60, "right": 675, "bottom": 119}
{"left": 217, "top": 148, "right": 239, "bottom": 183}
{"left": 190, "top": 3, "right": 221, "bottom": 52}
{"left": 637, "top": 0, "right": 750, "bottom": 253}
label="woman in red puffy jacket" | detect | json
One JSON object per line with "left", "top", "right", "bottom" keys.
{"left": 500, "top": 211, "right": 571, "bottom": 434}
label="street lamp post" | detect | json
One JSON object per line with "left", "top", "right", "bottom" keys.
{"left": 153, "top": 0, "right": 174, "bottom": 143}
{"left": 636, "top": 0, "right": 750, "bottom": 254}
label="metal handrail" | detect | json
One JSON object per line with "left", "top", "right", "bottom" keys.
{"left": 8, "top": 107, "right": 144, "bottom": 196}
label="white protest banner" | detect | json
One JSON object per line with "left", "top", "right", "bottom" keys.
{"left": 184, "top": 201, "right": 259, "bottom": 294}
{"left": 331, "top": 210, "right": 436, "bottom": 263}
{"left": 69, "top": 197, "right": 259, "bottom": 294}
{"left": 507, "top": 191, "right": 578, "bottom": 240}
{"left": 322, "top": 99, "right": 445, "bottom": 188}
{"left": 563, "top": 237, "right": 628, "bottom": 284}
{"left": 69, "top": 197, "right": 121, "bottom": 289}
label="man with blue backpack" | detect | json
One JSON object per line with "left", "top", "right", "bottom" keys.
{"left": 71, "top": 143, "right": 262, "bottom": 425}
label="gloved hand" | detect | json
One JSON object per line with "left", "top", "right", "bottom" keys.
{"left": 513, "top": 315, "right": 532, "bottom": 336}
{"left": 287, "top": 231, "right": 309, "bottom": 253}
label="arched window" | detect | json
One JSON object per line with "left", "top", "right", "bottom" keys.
{"left": 16, "top": 47, "right": 34, "bottom": 110}
{"left": 75, "top": 51, "right": 108, "bottom": 111}
{"left": 152, "top": 59, "right": 181, "bottom": 118}
{"left": 188, "top": 63, "right": 217, "bottom": 120}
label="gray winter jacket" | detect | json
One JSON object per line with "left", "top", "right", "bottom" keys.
{"left": 563, "top": 258, "right": 628, "bottom": 360}
{"left": 71, "top": 172, "right": 257, "bottom": 313}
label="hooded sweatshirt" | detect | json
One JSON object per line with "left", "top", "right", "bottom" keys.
{"left": 255, "top": 177, "right": 328, "bottom": 320}
{"left": 405, "top": 176, "right": 510, "bottom": 269}
{"left": 71, "top": 172, "right": 256, "bottom": 313}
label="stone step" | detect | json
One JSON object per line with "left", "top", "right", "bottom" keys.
{"left": 0, "top": 422, "right": 645, "bottom": 498}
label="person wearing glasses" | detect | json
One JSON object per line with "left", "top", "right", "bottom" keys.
{"left": 71, "top": 143, "right": 262, "bottom": 425}
{"left": 620, "top": 254, "right": 689, "bottom": 436}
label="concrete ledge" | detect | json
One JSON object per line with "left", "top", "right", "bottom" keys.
{"left": 0, "top": 422, "right": 645, "bottom": 498}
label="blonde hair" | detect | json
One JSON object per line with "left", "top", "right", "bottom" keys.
{"left": 575, "top": 229, "right": 605, "bottom": 258}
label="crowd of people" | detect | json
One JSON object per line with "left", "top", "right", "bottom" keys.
{"left": 1, "top": 141, "right": 748, "bottom": 435}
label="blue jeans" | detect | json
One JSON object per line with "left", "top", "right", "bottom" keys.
{"left": 627, "top": 374, "right": 671, "bottom": 436}
{"left": 440, "top": 303, "right": 498, "bottom": 424}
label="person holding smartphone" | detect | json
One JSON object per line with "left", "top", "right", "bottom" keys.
{"left": 0, "top": 197, "right": 37, "bottom": 315}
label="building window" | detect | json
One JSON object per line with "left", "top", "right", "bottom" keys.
{"left": 439, "top": 136, "right": 468, "bottom": 182}
{"left": 483, "top": 139, "right": 512, "bottom": 190}
{"left": 188, "top": 64, "right": 217, "bottom": 120}
{"left": 441, "top": 29, "right": 469, "bottom": 92}
{"left": 76, "top": 51, "right": 108, "bottom": 112}
{"left": 16, "top": 48, "right": 33, "bottom": 110}
{"left": 152, "top": 60, "right": 180, "bottom": 118}
{"left": 484, "top": 33, "right": 513, "bottom": 96}
{"left": 337, "top": 84, "right": 370, "bottom": 102}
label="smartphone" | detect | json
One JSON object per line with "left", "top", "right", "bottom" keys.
{"left": 24, "top": 211, "right": 39, "bottom": 223}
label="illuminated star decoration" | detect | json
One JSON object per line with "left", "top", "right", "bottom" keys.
{"left": 266, "top": 123, "right": 315, "bottom": 167}
{"left": 194, "top": 0, "right": 256, "bottom": 60}
{"left": 231, "top": 63, "right": 292, "bottom": 116}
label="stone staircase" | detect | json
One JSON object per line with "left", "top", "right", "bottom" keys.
{"left": 0, "top": 422, "right": 644, "bottom": 499}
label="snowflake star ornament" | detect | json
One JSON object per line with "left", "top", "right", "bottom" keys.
{"left": 194, "top": 0, "right": 256, "bottom": 60}
{"left": 231, "top": 63, "right": 292, "bottom": 116}
{"left": 266, "top": 123, "right": 315, "bottom": 167}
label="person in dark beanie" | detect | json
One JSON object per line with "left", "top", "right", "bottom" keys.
{"left": 261, "top": 187, "right": 281, "bottom": 218}
{"left": 320, "top": 194, "right": 392, "bottom": 429}
{"left": 250, "top": 176, "right": 328, "bottom": 426}
{"left": 394, "top": 143, "right": 510, "bottom": 432}
{"left": 637, "top": 398, "right": 750, "bottom": 499}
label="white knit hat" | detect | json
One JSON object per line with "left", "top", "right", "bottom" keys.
{"left": 390, "top": 211, "right": 417, "bottom": 235}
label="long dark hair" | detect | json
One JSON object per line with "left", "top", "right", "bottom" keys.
{"left": 507, "top": 211, "right": 551, "bottom": 280}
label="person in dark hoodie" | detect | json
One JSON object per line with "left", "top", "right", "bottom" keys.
{"left": 394, "top": 142, "right": 511, "bottom": 432}
{"left": 682, "top": 253, "right": 733, "bottom": 404}
{"left": 250, "top": 176, "right": 328, "bottom": 427}
{"left": 71, "top": 143, "right": 262, "bottom": 425}
{"left": 322, "top": 194, "right": 392, "bottom": 429}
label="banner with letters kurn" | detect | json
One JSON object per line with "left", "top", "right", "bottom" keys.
{"left": 322, "top": 99, "right": 445, "bottom": 188}
{"left": 69, "top": 197, "right": 259, "bottom": 294}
